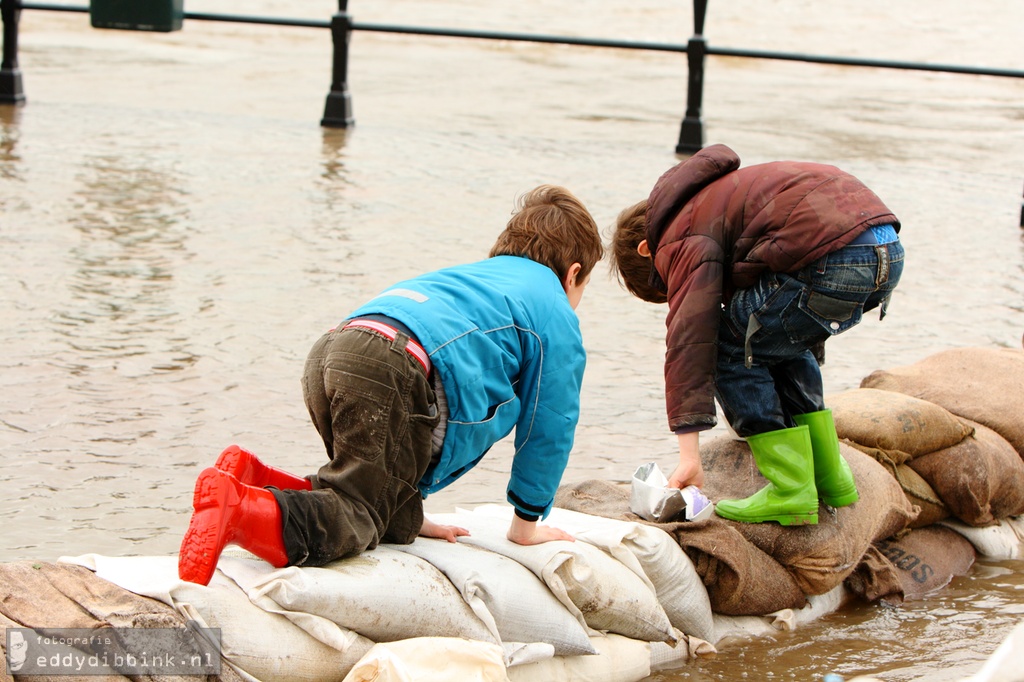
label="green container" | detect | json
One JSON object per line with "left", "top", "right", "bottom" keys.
{"left": 90, "top": 0, "right": 184, "bottom": 32}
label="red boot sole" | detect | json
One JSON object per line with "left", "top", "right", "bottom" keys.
{"left": 215, "top": 445, "right": 259, "bottom": 485}
{"left": 178, "top": 468, "right": 239, "bottom": 585}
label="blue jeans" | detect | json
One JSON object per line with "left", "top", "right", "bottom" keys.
{"left": 715, "top": 237, "right": 905, "bottom": 437}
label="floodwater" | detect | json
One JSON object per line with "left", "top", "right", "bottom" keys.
{"left": 2, "top": 1, "right": 1023, "bottom": 680}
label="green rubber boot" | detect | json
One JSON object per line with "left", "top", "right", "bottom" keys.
{"left": 794, "top": 409, "right": 859, "bottom": 508}
{"left": 715, "top": 425, "right": 819, "bottom": 526}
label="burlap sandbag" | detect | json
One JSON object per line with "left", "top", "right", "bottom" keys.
{"left": 906, "top": 419, "right": 1024, "bottom": 526}
{"left": 873, "top": 525, "right": 976, "bottom": 600}
{"left": 888, "top": 463, "right": 950, "bottom": 528}
{"left": 828, "top": 387, "right": 974, "bottom": 460}
{"left": 699, "top": 435, "right": 918, "bottom": 596}
{"left": 842, "top": 544, "right": 904, "bottom": 605}
{"left": 554, "top": 480, "right": 808, "bottom": 617}
{"left": 838, "top": 435, "right": 951, "bottom": 528}
{"left": 860, "top": 347, "right": 1024, "bottom": 458}
{"left": 0, "top": 561, "right": 245, "bottom": 682}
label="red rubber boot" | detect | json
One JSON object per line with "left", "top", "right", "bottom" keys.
{"left": 215, "top": 444, "right": 312, "bottom": 491}
{"left": 178, "top": 468, "right": 290, "bottom": 586}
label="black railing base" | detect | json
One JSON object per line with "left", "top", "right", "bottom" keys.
{"left": 0, "top": 67, "right": 24, "bottom": 103}
{"left": 675, "top": 117, "right": 703, "bottom": 155}
{"left": 320, "top": 91, "right": 353, "bottom": 128}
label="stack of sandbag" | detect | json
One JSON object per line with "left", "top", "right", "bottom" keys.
{"left": 44, "top": 505, "right": 718, "bottom": 682}
{"left": 556, "top": 435, "right": 917, "bottom": 617}
{"left": 837, "top": 346, "right": 1024, "bottom": 601}
{"left": 557, "top": 345, "right": 1024, "bottom": 616}
{"left": 0, "top": 560, "right": 250, "bottom": 682}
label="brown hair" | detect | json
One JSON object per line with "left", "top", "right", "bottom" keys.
{"left": 610, "top": 199, "right": 666, "bottom": 303}
{"left": 489, "top": 185, "right": 604, "bottom": 283}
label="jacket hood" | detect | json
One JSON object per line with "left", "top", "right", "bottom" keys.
{"left": 645, "top": 144, "right": 741, "bottom": 292}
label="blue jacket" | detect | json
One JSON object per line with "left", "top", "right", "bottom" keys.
{"left": 348, "top": 255, "right": 585, "bottom": 519}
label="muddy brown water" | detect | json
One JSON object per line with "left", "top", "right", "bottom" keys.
{"left": 2, "top": 2, "right": 1023, "bottom": 680}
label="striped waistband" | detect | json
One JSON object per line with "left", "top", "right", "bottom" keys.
{"left": 342, "top": 319, "right": 431, "bottom": 374}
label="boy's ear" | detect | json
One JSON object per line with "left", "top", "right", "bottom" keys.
{"left": 563, "top": 262, "right": 583, "bottom": 290}
{"left": 637, "top": 240, "right": 651, "bottom": 258}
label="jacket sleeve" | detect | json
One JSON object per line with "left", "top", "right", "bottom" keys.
{"left": 659, "top": 234, "right": 725, "bottom": 432}
{"left": 506, "top": 314, "right": 585, "bottom": 519}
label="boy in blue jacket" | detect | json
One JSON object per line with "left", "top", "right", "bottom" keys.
{"left": 179, "top": 185, "right": 604, "bottom": 584}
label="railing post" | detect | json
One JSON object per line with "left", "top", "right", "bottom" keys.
{"left": 321, "top": 0, "right": 354, "bottom": 127}
{"left": 0, "top": 0, "right": 25, "bottom": 104}
{"left": 675, "top": 0, "right": 707, "bottom": 154}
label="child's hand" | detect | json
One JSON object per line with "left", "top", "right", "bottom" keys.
{"left": 419, "top": 516, "right": 470, "bottom": 543}
{"left": 506, "top": 515, "right": 575, "bottom": 545}
{"left": 668, "top": 431, "right": 706, "bottom": 488}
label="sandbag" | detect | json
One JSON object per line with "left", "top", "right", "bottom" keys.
{"left": 220, "top": 546, "right": 498, "bottom": 646}
{"left": 341, "top": 638, "right": 508, "bottom": 682}
{"left": 431, "top": 510, "right": 677, "bottom": 644}
{"left": 711, "top": 586, "right": 847, "bottom": 644}
{"left": 907, "top": 420, "right": 1024, "bottom": 526}
{"left": 860, "top": 347, "right": 1024, "bottom": 458}
{"left": 65, "top": 552, "right": 376, "bottom": 672}
{"left": 555, "top": 479, "right": 808, "bottom": 617}
{"left": 387, "top": 537, "right": 597, "bottom": 656}
{"left": 506, "top": 633, "right": 652, "bottom": 682}
{"left": 174, "top": 570, "right": 373, "bottom": 681}
{"left": 887, "top": 463, "right": 950, "bottom": 529}
{"left": 0, "top": 560, "right": 246, "bottom": 682}
{"left": 872, "top": 525, "right": 975, "bottom": 600}
{"left": 469, "top": 503, "right": 716, "bottom": 643}
{"left": 700, "top": 436, "right": 918, "bottom": 596}
{"left": 837, "top": 440, "right": 951, "bottom": 528}
{"left": 842, "top": 545, "right": 904, "bottom": 605}
{"left": 829, "top": 387, "right": 974, "bottom": 460}
{"left": 939, "top": 517, "right": 1024, "bottom": 560}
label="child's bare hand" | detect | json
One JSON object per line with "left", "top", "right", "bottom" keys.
{"left": 419, "top": 517, "right": 470, "bottom": 543}
{"left": 507, "top": 515, "right": 575, "bottom": 545}
{"left": 668, "top": 431, "right": 706, "bottom": 488}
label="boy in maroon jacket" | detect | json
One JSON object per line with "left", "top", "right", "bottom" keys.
{"left": 611, "top": 144, "right": 904, "bottom": 525}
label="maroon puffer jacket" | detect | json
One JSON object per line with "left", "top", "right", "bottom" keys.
{"left": 645, "top": 144, "right": 899, "bottom": 432}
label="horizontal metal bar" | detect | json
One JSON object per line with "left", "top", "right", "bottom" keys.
{"left": 350, "top": 22, "right": 688, "bottom": 53}
{"left": 707, "top": 45, "right": 1024, "bottom": 79}
{"left": 14, "top": 3, "right": 1023, "bottom": 79}
{"left": 184, "top": 12, "right": 328, "bottom": 29}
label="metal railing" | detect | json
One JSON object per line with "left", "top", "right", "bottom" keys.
{"left": 2, "top": 0, "right": 1022, "bottom": 155}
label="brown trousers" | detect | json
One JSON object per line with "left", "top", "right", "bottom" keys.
{"left": 272, "top": 326, "right": 438, "bottom": 567}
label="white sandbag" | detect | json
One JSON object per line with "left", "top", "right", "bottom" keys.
{"left": 59, "top": 554, "right": 373, "bottom": 681}
{"left": 431, "top": 509, "right": 676, "bottom": 644}
{"left": 506, "top": 633, "right": 652, "bottom": 682}
{"left": 219, "top": 545, "right": 498, "bottom": 646}
{"left": 542, "top": 505, "right": 715, "bottom": 642}
{"left": 711, "top": 586, "right": 848, "bottom": 645}
{"left": 342, "top": 637, "right": 509, "bottom": 682}
{"left": 388, "top": 538, "right": 596, "bottom": 656}
{"left": 470, "top": 503, "right": 715, "bottom": 642}
{"left": 502, "top": 642, "right": 556, "bottom": 668}
{"left": 938, "top": 517, "right": 1024, "bottom": 560}
{"left": 173, "top": 577, "right": 372, "bottom": 682}
{"left": 650, "top": 632, "right": 717, "bottom": 672}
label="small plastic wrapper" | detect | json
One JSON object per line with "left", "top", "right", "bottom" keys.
{"left": 629, "top": 462, "right": 714, "bottom": 523}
